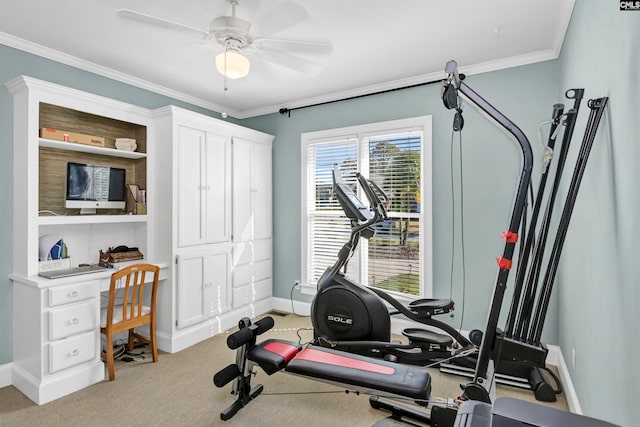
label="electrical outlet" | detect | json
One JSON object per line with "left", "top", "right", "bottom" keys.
{"left": 293, "top": 280, "right": 301, "bottom": 288}
{"left": 571, "top": 347, "right": 576, "bottom": 371}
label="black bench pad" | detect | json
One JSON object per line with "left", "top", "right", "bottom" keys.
{"left": 285, "top": 345, "right": 431, "bottom": 400}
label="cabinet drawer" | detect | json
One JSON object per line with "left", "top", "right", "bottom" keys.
{"left": 49, "top": 301, "right": 97, "bottom": 340}
{"left": 232, "top": 278, "right": 271, "bottom": 309}
{"left": 232, "top": 259, "right": 271, "bottom": 288}
{"left": 49, "top": 281, "right": 97, "bottom": 307}
{"left": 233, "top": 240, "right": 271, "bottom": 266}
{"left": 49, "top": 331, "right": 98, "bottom": 374}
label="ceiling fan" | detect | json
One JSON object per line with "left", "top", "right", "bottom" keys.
{"left": 116, "top": 0, "right": 332, "bottom": 79}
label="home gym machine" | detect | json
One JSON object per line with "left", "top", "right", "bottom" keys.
{"left": 213, "top": 60, "right": 610, "bottom": 425}
{"left": 439, "top": 60, "right": 609, "bottom": 404}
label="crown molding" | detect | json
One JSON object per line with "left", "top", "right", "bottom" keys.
{"left": 0, "top": 31, "right": 239, "bottom": 118}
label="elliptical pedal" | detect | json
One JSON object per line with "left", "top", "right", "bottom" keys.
{"left": 402, "top": 328, "right": 453, "bottom": 348}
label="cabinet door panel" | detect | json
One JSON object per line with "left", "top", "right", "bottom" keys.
{"left": 232, "top": 259, "right": 271, "bottom": 288}
{"left": 177, "top": 126, "right": 206, "bottom": 247}
{"left": 205, "top": 251, "right": 230, "bottom": 316}
{"left": 176, "top": 252, "right": 207, "bottom": 328}
{"left": 232, "top": 138, "right": 253, "bottom": 242}
{"left": 233, "top": 239, "right": 272, "bottom": 266}
{"left": 205, "top": 134, "right": 231, "bottom": 244}
{"left": 252, "top": 142, "right": 272, "bottom": 240}
{"left": 232, "top": 278, "right": 271, "bottom": 309}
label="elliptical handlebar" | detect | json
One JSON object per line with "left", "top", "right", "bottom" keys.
{"left": 326, "top": 166, "right": 389, "bottom": 276}
{"left": 356, "top": 172, "right": 389, "bottom": 222}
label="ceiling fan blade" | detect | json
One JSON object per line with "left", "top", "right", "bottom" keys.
{"left": 253, "top": 1, "right": 309, "bottom": 36}
{"left": 254, "top": 49, "right": 322, "bottom": 75}
{"left": 168, "top": 45, "right": 220, "bottom": 73}
{"left": 254, "top": 38, "right": 332, "bottom": 55}
{"left": 116, "top": 9, "right": 210, "bottom": 39}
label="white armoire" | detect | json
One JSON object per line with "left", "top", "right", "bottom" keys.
{"left": 153, "top": 106, "right": 274, "bottom": 352}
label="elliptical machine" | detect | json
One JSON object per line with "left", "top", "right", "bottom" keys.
{"left": 310, "top": 166, "right": 473, "bottom": 365}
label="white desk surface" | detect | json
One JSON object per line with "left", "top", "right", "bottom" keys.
{"left": 9, "top": 261, "right": 169, "bottom": 292}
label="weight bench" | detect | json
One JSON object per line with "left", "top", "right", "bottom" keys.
{"left": 213, "top": 316, "right": 432, "bottom": 421}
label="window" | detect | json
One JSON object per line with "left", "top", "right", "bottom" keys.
{"left": 301, "top": 116, "right": 432, "bottom": 298}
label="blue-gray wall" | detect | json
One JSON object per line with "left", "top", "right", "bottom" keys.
{"left": 554, "top": 1, "right": 639, "bottom": 425}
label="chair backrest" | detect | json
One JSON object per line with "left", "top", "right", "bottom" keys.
{"left": 105, "top": 263, "right": 160, "bottom": 328}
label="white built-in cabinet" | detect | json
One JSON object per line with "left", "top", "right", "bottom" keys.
{"left": 4, "top": 76, "right": 273, "bottom": 403}
{"left": 6, "top": 76, "right": 155, "bottom": 404}
{"left": 153, "top": 106, "right": 274, "bottom": 352}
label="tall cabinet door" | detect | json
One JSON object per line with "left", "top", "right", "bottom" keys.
{"left": 177, "top": 126, "right": 231, "bottom": 247}
{"left": 206, "top": 250, "right": 230, "bottom": 318}
{"left": 232, "top": 137, "right": 272, "bottom": 242}
{"left": 251, "top": 141, "right": 272, "bottom": 241}
{"left": 205, "top": 132, "right": 231, "bottom": 244}
{"left": 177, "top": 126, "right": 206, "bottom": 247}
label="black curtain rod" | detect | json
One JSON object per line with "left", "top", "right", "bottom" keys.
{"left": 278, "top": 78, "right": 442, "bottom": 116}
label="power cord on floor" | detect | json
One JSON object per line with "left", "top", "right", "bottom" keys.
{"left": 102, "top": 338, "right": 148, "bottom": 362}
{"left": 290, "top": 280, "right": 310, "bottom": 317}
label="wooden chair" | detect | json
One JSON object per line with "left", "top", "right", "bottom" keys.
{"left": 100, "top": 263, "right": 160, "bottom": 381}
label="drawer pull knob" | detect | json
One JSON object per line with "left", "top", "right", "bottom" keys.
{"left": 68, "top": 318, "right": 79, "bottom": 325}
{"left": 69, "top": 291, "right": 79, "bottom": 298}
{"left": 69, "top": 349, "right": 80, "bottom": 357}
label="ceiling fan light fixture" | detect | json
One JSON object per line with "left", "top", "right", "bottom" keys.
{"left": 215, "top": 50, "right": 250, "bottom": 79}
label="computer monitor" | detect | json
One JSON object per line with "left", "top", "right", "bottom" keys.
{"left": 65, "top": 162, "right": 126, "bottom": 214}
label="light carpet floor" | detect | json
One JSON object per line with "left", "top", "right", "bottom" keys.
{"left": 0, "top": 313, "right": 568, "bottom": 426}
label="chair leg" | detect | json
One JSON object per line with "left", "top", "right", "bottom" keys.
{"left": 104, "top": 330, "right": 115, "bottom": 381}
{"left": 150, "top": 318, "right": 158, "bottom": 363}
{"left": 128, "top": 329, "right": 135, "bottom": 351}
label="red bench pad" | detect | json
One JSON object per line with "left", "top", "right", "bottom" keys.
{"left": 285, "top": 345, "right": 431, "bottom": 400}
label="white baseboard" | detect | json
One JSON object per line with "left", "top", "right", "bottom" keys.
{"left": 0, "top": 363, "right": 13, "bottom": 388}
{"left": 271, "top": 296, "right": 311, "bottom": 316}
{"left": 553, "top": 346, "right": 582, "bottom": 414}
{"left": 12, "top": 362, "right": 104, "bottom": 405}
{"left": 270, "top": 297, "right": 581, "bottom": 412}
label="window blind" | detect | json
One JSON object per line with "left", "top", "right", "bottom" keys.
{"left": 307, "top": 139, "right": 360, "bottom": 285}
{"left": 366, "top": 134, "right": 422, "bottom": 296}
{"left": 303, "top": 119, "right": 428, "bottom": 298}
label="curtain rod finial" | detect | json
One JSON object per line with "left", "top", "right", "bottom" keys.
{"left": 279, "top": 107, "right": 291, "bottom": 117}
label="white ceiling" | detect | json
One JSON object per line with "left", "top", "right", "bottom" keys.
{"left": 0, "top": 0, "right": 574, "bottom": 119}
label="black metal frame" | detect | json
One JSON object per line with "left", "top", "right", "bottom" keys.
{"left": 506, "top": 89, "right": 584, "bottom": 342}
{"left": 442, "top": 60, "right": 533, "bottom": 400}
{"left": 442, "top": 60, "right": 609, "bottom": 403}
{"left": 529, "top": 96, "right": 608, "bottom": 344}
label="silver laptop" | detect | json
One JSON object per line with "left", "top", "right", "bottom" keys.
{"left": 39, "top": 264, "right": 108, "bottom": 279}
